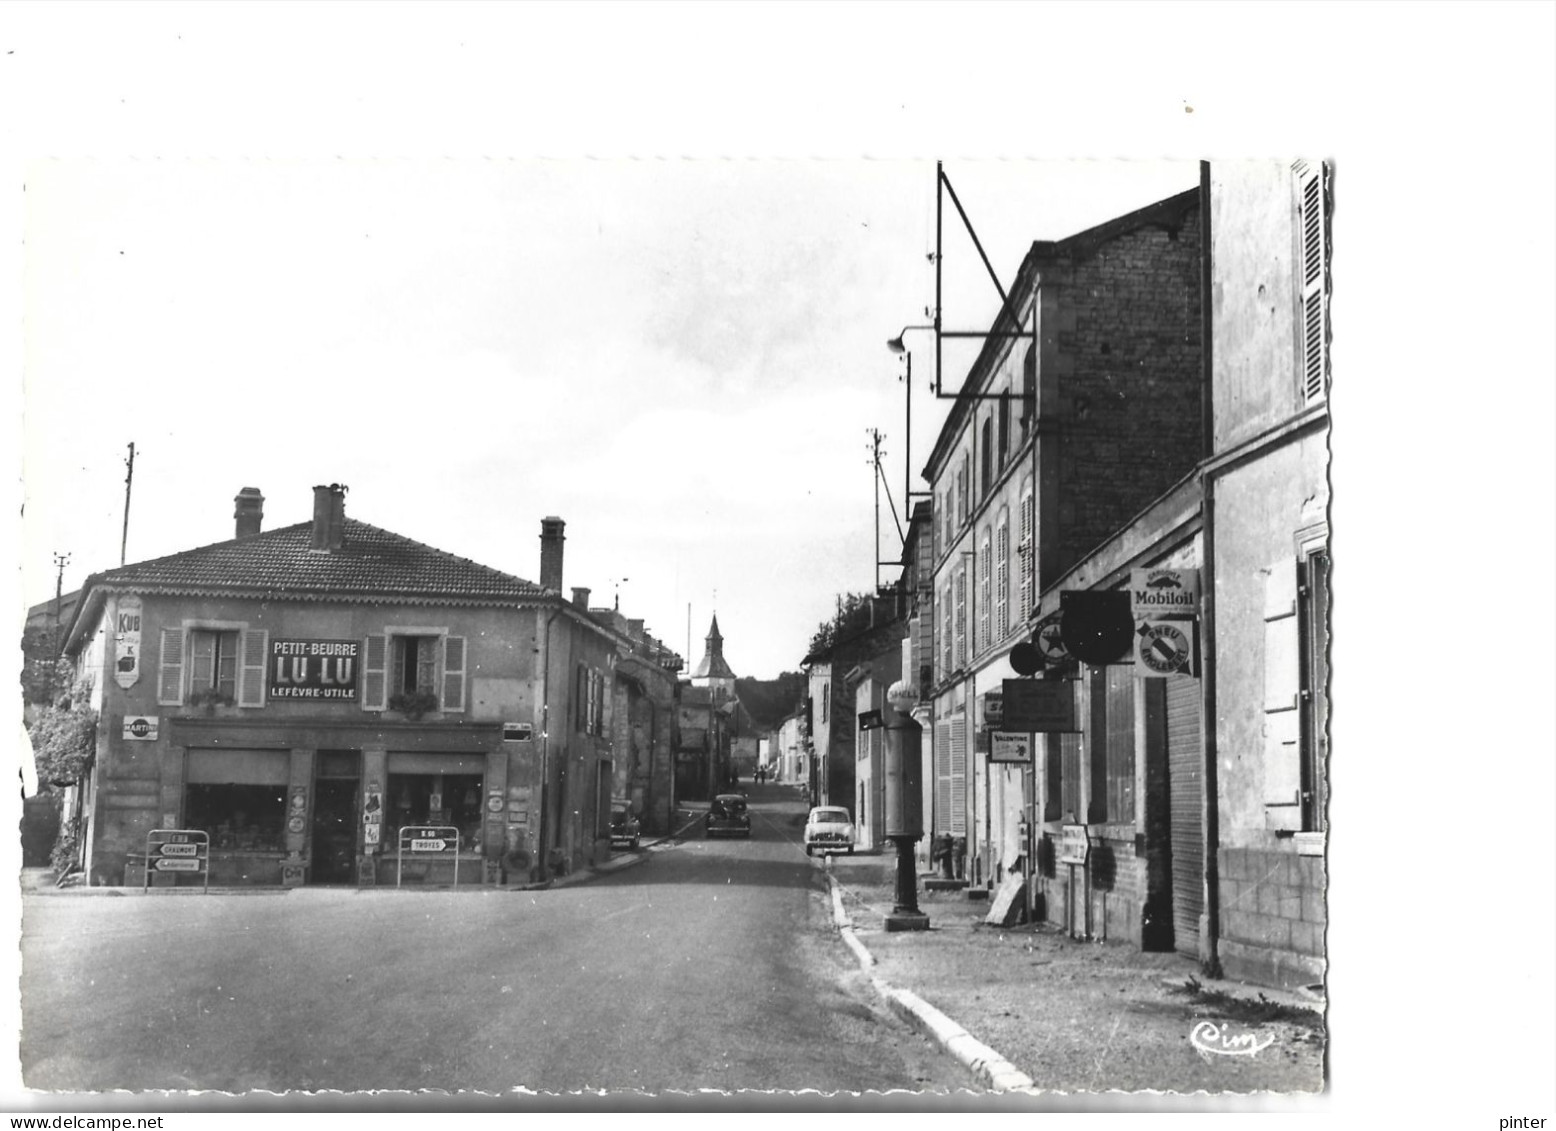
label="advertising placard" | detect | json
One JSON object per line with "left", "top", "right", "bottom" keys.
{"left": 122, "top": 715, "right": 159, "bottom": 741}
{"left": 1058, "top": 823, "right": 1091, "bottom": 866}
{"left": 268, "top": 639, "right": 360, "bottom": 700}
{"left": 113, "top": 595, "right": 143, "bottom": 690}
{"left": 1129, "top": 568, "right": 1200, "bottom": 618}
{"left": 1135, "top": 618, "right": 1199, "bottom": 677}
{"left": 989, "top": 732, "right": 1033, "bottom": 764}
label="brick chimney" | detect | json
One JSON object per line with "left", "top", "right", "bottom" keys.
{"left": 572, "top": 587, "right": 591, "bottom": 610}
{"left": 233, "top": 487, "right": 264, "bottom": 538}
{"left": 539, "top": 516, "right": 566, "bottom": 592}
{"left": 310, "top": 484, "right": 348, "bottom": 552}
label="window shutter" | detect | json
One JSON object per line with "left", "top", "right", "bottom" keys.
{"left": 1295, "top": 160, "right": 1328, "bottom": 404}
{"left": 955, "top": 568, "right": 967, "bottom": 670}
{"left": 362, "top": 634, "right": 387, "bottom": 711}
{"left": 978, "top": 534, "right": 991, "bottom": 653}
{"left": 949, "top": 716, "right": 967, "bottom": 836}
{"left": 934, "top": 720, "right": 953, "bottom": 838}
{"left": 996, "top": 520, "right": 1010, "bottom": 641}
{"left": 238, "top": 629, "right": 268, "bottom": 707}
{"left": 1262, "top": 561, "right": 1302, "bottom": 827}
{"left": 1018, "top": 491, "right": 1035, "bottom": 619}
{"left": 157, "top": 627, "right": 185, "bottom": 706}
{"left": 442, "top": 635, "right": 466, "bottom": 714}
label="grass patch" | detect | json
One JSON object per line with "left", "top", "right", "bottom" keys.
{"left": 1169, "top": 975, "right": 1326, "bottom": 1032}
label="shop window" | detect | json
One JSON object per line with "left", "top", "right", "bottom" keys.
{"left": 386, "top": 772, "right": 484, "bottom": 851}
{"left": 186, "top": 784, "right": 286, "bottom": 852}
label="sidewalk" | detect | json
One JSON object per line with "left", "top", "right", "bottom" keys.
{"left": 820, "top": 852, "right": 1326, "bottom": 1098}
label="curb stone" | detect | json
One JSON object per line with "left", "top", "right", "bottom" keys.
{"left": 824, "top": 872, "right": 1038, "bottom": 1094}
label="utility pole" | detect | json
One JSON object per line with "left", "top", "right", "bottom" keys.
{"left": 868, "top": 428, "right": 885, "bottom": 591}
{"left": 120, "top": 442, "right": 135, "bottom": 566}
{"left": 51, "top": 551, "right": 70, "bottom": 662}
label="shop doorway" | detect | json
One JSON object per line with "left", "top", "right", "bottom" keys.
{"left": 312, "top": 751, "right": 360, "bottom": 884}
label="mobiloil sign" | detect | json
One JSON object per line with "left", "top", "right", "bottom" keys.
{"left": 1129, "top": 569, "right": 1200, "bottom": 677}
{"left": 1128, "top": 568, "right": 1200, "bottom": 616}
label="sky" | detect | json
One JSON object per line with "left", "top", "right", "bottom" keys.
{"left": 4, "top": 1, "right": 1555, "bottom": 1121}
{"left": 19, "top": 155, "right": 1199, "bottom": 677}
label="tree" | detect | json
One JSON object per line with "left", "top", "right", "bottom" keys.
{"left": 806, "top": 592, "right": 877, "bottom": 658}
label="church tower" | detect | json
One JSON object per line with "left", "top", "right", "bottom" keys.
{"left": 691, "top": 615, "right": 738, "bottom": 703}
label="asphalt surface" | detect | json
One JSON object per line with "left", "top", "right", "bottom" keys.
{"left": 19, "top": 788, "right": 969, "bottom": 1096}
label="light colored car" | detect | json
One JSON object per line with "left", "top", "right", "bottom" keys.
{"left": 804, "top": 806, "right": 855, "bottom": 856}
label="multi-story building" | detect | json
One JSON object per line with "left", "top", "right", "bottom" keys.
{"left": 922, "top": 187, "right": 1206, "bottom": 892}
{"left": 1200, "top": 159, "right": 1331, "bottom": 990}
{"left": 56, "top": 486, "right": 676, "bottom": 887}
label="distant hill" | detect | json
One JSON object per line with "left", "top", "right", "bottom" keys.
{"left": 735, "top": 672, "right": 807, "bottom": 733}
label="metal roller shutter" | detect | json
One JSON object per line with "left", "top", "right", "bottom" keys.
{"left": 1166, "top": 674, "right": 1203, "bottom": 957}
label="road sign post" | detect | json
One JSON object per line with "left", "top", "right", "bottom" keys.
{"left": 396, "top": 825, "right": 461, "bottom": 889}
{"left": 144, "top": 829, "right": 210, "bottom": 893}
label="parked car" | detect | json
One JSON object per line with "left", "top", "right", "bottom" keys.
{"left": 804, "top": 806, "right": 855, "bottom": 856}
{"left": 706, "top": 793, "right": 751, "bottom": 838}
{"left": 609, "top": 800, "right": 641, "bottom": 850}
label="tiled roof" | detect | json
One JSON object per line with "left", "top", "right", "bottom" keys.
{"left": 87, "top": 518, "right": 547, "bottom": 604}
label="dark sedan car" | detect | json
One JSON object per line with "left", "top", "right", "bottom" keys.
{"left": 706, "top": 793, "right": 751, "bottom": 838}
{"left": 609, "top": 801, "right": 641, "bottom": 850}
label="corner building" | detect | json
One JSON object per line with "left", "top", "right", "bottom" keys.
{"left": 62, "top": 486, "right": 665, "bottom": 887}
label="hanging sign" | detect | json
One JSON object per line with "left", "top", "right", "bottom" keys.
{"left": 268, "top": 639, "right": 360, "bottom": 699}
{"left": 113, "top": 595, "right": 143, "bottom": 690}
{"left": 1002, "top": 679, "right": 1079, "bottom": 733}
{"left": 1135, "top": 618, "right": 1199, "bottom": 677}
{"left": 989, "top": 732, "right": 1034, "bottom": 764}
{"left": 1129, "top": 568, "right": 1200, "bottom": 618}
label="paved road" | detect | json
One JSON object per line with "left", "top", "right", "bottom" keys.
{"left": 20, "top": 787, "right": 967, "bottom": 1095}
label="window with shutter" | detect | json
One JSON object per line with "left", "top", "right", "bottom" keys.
{"left": 1294, "top": 160, "right": 1329, "bottom": 404}
{"left": 942, "top": 584, "right": 954, "bottom": 678}
{"left": 238, "top": 629, "right": 268, "bottom": 707}
{"left": 995, "top": 517, "right": 1010, "bottom": 642}
{"left": 980, "top": 418, "right": 993, "bottom": 496}
{"left": 1020, "top": 344, "right": 1036, "bottom": 437}
{"left": 362, "top": 634, "right": 387, "bottom": 710}
{"left": 441, "top": 636, "right": 466, "bottom": 714}
{"left": 948, "top": 715, "right": 967, "bottom": 836}
{"left": 189, "top": 629, "right": 239, "bottom": 702}
{"left": 158, "top": 627, "right": 185, "bottom": 706}
{"left": 978, "top": 532, "right": 991, "bottom": 654}
{"left": 1262, "top": 559, "right": 1303, "bottom": 829}
{"left": 1018, "top": 488, "right": 1035, "bottom": 620}
{"left": 955, "top": 567, "right": 967, "bottom": 670}
{"left": 1298, "top": 546, "right": 1330, "bottom": 832}
{"left": 934, "top": 719, "right": 952, "bottom": 838}
{"left": 998, "top": 394, "right": 1010, "bottom": 468}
